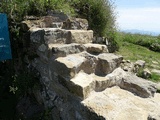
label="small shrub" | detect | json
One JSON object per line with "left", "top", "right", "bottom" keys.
{"left": 150, "top": 43, "right": 160, "bottom": 52}
{"left": 72, "top": 0, "right": 116, "bottom": 38}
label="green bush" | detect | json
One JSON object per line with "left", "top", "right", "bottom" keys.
{"left": 0, "top": 0, "right": 76, "bottom": 21}
{"left": 0, "top": 0, "right": 116, "bottom": 39}
{"left": 72, "top": 0, "right": 116, "bottom": 38}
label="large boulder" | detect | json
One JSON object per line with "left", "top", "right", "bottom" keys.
{"left": 82, "top": 86, "right": 160, "bottom": 120}
{"left": 107, "top": 68, "right": 157, "bottom": 98}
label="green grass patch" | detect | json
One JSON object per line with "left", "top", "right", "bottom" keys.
{"left": 116, "top": 32, "right": 160, "bottom": 52}
{"left": 115, "top": 32, "right": 160, "bottom": 82}
{"left": 150, "top": 73, "right": 160, "bottom": 82}
{"left": 116, "top": 41, "right": 160, "bottom": 67}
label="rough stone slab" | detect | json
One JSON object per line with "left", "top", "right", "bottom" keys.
{"left": 66, "top": 30, "right": 93, "bottom": 44}
{"left": 44, "top": 28, "right": 71, "bottom": 44}
{"left": 59, "top": 72, "right": 115, "bottom": 99}
{"left": 62, "top": 18, "right": 88, "bottom": 30}
{"left": 30, "top": 28, "right": 93, "bottom": 45}
{"left": 78, "top": 52, "right": 98, "bottom": 74}
{"left": 107, "top": 68, "right": 157, "bottom": 98}
{"left": 120, "top": 75, "right": 156, "bottom": 98}
{"left": 94, "top": 75, "right": 116, "bottom": 92}
{"left": 21, "top": 16, "right": 66, "bottom": 31}
{"left": 51, "top": 53, "right": 87, "bottom": 79}
{"left": 82, "top": 86, "right": 160, "bottom": 120}
{"left": 68, "top": 72, "right": 95, "bottom": 99}
{"left": 30, "top": 28, "right": 71, "bottom": 44}
{"left": 95, "top": 53, "right": 123, "bottom": 76}
{"left": 84, "top": 43, "right": 108, "bottom": 54}
{"left": 30, "top": 28, "right": 45, "bottom": 44}
{"left": 51, "top": 52, "right": 99, "bottom": 79}
{"left": 48, "top": 43, "right": 85, "bottom": 58}
{"left": 135, "top": 60, "right": 146, "bottom": 68}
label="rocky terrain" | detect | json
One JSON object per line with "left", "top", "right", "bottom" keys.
{"left": 19, "top": 15, "right": 160, "bottom": 120}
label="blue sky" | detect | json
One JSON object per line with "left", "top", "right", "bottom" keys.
{"left": 114, "top": 0, "right": 160, "bottom": 33}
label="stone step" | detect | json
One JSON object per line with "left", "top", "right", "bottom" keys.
{"left": 61, "top": 72, "right": 95, "bottom": 99}
{"left": 66, "top": 30, "right": 93, "bottom": 44}
{"left": 95, "top": 53, "right": 123, "bottom": 76}
{"left": 84, "top": 43, "right": 108, "bottom": 54}
{"left": 30, "top": 28, "right": 93, "bottom": 44}
{"left": 51, "top": 52, "right": 123, "bottom": 79}
{"left": 48, "top": 43, "right": 109, "bottom": 59}
{"left": 48, "top": 43, "right": 85, "bottom": 58}
{"left": 50, "top": 52, "right": 98, "bottom": 79}
{"left": 59, "top": 72, "right": 112, "bottom": 99}
{"left": 59, "top": 68, "right": 157, "bottom": 100}
{"left": 36, "top": 43, "right": 111, "bottom": 64}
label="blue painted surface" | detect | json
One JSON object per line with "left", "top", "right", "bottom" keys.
{"left": 0, "top": 13, "right": 12, "bottom": 61}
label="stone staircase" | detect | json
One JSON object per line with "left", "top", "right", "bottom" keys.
{"left": 29, "top": 26, "right": 123, "bottom": 100}
{"left": 21, "top": 16, "right": 159, "bottom": 120}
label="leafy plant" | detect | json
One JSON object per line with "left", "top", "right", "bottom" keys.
{"left": 72, "top": 0, "right": 116, "bottom": 38}
{"left": 9, "top": 71, "right": 40, "bottom": 96}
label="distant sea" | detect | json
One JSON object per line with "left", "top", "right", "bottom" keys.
{"left": 121, "top": 29, "right": 159, "bottom": 36}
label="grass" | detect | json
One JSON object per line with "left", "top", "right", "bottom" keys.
{"left": 119, "top": 32, "right": 160, "bottom": 52}
{"left": 115, "top": 32, "right": 160, "bottom": 82}
{"left": 151, "top": 73, "right": 160, "bottom": 82}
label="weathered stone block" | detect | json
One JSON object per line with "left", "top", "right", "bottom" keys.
{"left": 107, "top": 68, "right": 157, "bottom": 98}
{"left": 135, "top": 60, "right": 146, "bottom": 68}
{"left": 82, "top": 86, "right": 160, "bottom": 120}
{"left": 30, "top": 28, "right": 45, "bottom": 44}
{"left": 30, "top": 28, "right": 70, "bottom": 44}
{"left": 84, "top": 43, "right": 108, "bottom": 54}
{"left": 94, "top": 75, "right": 113, "bottom": 92}
{"left": 48, "top": 43, "right": 85, "bottom": 58}
{"left": 95, "top": 53, "right": 123, "bottom": 76}
{"left": 30, "top": 28, "right": 93, "bottom": 45}
{"left": 21, "top": 16, "right": 65, "bottom": 32}
{"left": 51, "top": 54, "right": 87, "bottom": 79}
{"left": 67, "top": 30, "right": 93, "bottom": 44}
{"left": 79, "top": 52, "right": 98, "bottom": 74}
{"left": 62, "top": 18, "right": 88, "bottom": 30}
{"left": 51, "top": 52, "right": 98, "bottom": 79}
{"left": 44, "top": 28, "right": 71, "bottom": 44}
{"left": 120, "top": 75, "right": 156, "bottom": 98}
{"left": 64, "top": 72, "right": 95, "bottom": 99}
